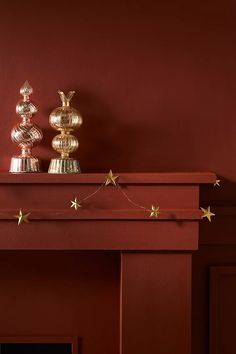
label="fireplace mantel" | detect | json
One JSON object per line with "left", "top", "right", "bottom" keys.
{"left": 0, "top": 172, "right": 216, "bottom": 354}
{"left": 0, "top": 172, "right": 215, "bottom": 251}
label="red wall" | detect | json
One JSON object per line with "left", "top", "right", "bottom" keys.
{"left": 0, "top": 1, "right": 235, "bottom": 354}
{"left": 0, "top": 0, "right": 235, "bottom": 178}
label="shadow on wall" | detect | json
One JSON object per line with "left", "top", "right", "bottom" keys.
{"left": 199, "top": 176, "right": 236, "bottom": 243}
{"left": 200, "top": 177, "right": 236, "bottom": 206}
{"left": 29, "top": 84, "right": 227, "bottom": 175}
{"left": 39, "top": 87, "right": 162, "bottom": 173}
{"left": 39, "top": 87, "right": 202, "bottom": 173}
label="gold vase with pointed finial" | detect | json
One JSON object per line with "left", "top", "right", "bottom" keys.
{"left": 48, "top": 90, "right": 83, "bottom": 174}
{"left": 9, "top": 81, "right": 43, "bottom": 173}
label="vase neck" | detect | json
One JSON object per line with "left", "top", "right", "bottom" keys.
{"left": 58, "top": 91, "right": 75, "bottom": 107}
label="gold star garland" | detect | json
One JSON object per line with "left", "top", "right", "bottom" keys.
{"left": 69, "top": 170, "right": 159, "bottom": 218}
{"left": 200, "top": 206, "right": 215, "bottom": 222}
{"left": 116, "top": 183, "right": 149, "bottom": 211}
{"left": 214, "top": 179, "right": 221, "bottom": 187}
{"left": 13, "top": 170, "right": 218, "bottom": 224}
{"left": 150, "top": 206, "right": 160, "bottom": 218}
{"left": 70, "top": 197, "right": 82, "bottom": 210}
{"left": 105, "top": 170, "right": 119, "bottom": 186}
{"left": 14, "top": 209, "right": 30, "bottom": 225}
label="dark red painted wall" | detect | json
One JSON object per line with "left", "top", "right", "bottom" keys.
{"left": 0, "top": 0, "right": 235, "bottom": 178}
{"left": 0, "top": 1, "right": 235, "bottom": 354}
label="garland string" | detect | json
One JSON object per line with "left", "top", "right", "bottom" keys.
{"left": 81, "top": 183, "right": 105, "bottom": 202}
{"left": 117, "top": 183, "right": 149, "bottom": 211}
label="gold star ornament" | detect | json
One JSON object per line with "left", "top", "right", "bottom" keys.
{"left": 149, "top": 205, "right": 160, "bottom": 218}
{"left": 201, "top": 206, "right": 215, "bottom": 222}
{"left": 105, "top": 170, "right": 119, "bottom": 186}
{"left": 214, "top": 179, "right": 221, "bottom": 187}
{"left": 70, "top": 197, "right": 82, "bottom": 210}
{"left": 14, "top": 209, "right": 30, "bottom": 225}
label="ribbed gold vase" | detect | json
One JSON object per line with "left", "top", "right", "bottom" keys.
{"left": 48, "top": 91, "right": 83, "bottom": 174}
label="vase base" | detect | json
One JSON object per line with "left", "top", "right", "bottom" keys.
{"left": 9, "top": 156, "right": 40, "bottom": 173}
{"left": 48, "top": 158, "right": 81, "bottom": 174}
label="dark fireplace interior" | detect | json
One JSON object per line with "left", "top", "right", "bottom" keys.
{"left": 0, "top": 344, "right": 72, "bottom": 354}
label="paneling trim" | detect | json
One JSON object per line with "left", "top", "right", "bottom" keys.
{"left": 210, "top": 266, "right": 236, "bottom": 354}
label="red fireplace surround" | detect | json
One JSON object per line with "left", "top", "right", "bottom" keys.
{"left": 0, "top": 172, "right": 215, "bottom": 354}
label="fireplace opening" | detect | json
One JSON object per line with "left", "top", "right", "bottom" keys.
{"left": 0, "top": 343, "right": 72, "bottom": 354}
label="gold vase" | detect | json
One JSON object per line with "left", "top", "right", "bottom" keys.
{"left": 48, "top": 91, "right": 83, "bottom": 174}
{"left": 9, "top": 81, "right": 43, "bottom": 173}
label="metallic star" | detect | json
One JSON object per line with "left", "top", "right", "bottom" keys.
{"left": 214, "top": 179, "right": 221, "bottom": 187}
{"left": 105, "top": 170, "right": 119, "bottom": 186}
{"left": 70, "top": 197, "right": 82, "bottom": 210}
{"left": 149, "top": 205, "right": 160, "bottom": 218}
{"left": 14, "top": 209, "right": 30, "bottom": 225}
{"left": 200, "top": 206, "right": 215, "bottom": 222}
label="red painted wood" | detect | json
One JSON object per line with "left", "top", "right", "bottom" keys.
{"left": 0, "top": 184, "right": 200, "bottom": 210}
{"left": 121, "top": 253, "right": 192, "bottom": 354}
{"left": 0, "top": 221, "right": 199, "bottom": 250}
{"left": 0, "top": 251, "right": 120, "bottom": 354}
{"left": 192, "top": 246, "right": 236, "bottom": 354}
{"left": 0, "top": 172, "right": 216, "bottom": 184}
{"left": 0, "top": 208, "right": 202, "bottom": 220}
{"left": 0, "top": 173, "right": 201, "bottom": 250}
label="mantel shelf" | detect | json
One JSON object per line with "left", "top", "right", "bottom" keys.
{"left": 0, "top": 171, "right": 215, "bottom": 250}
{"left": 0, "top": 172, "right": 216, "bottom": 184}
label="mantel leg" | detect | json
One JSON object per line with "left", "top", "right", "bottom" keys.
{"left": 120, "top": 252, "right": 192, "bottom": 354}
